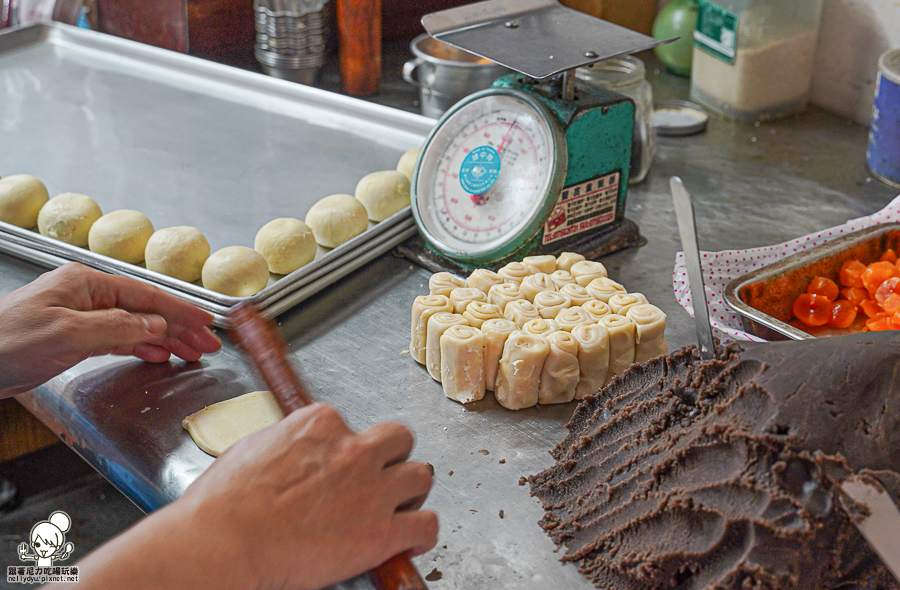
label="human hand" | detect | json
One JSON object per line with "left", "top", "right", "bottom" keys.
{"left": 0, "top": 263, "right": 221, "bottom": 396}
{"left": 73, "top": 404, "right": 437, "bottom": 590}
{"left": 183, "top": 403, "right": 438, "bottom": 590}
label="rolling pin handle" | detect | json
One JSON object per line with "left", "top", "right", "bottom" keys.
{"left": 229, "top": 303, "right": 428, "bottom": 589}
{"left": 369, "top": 552, "right": 429, "bottom": 590}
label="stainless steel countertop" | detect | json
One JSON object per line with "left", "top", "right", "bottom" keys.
{"left": 3, "top": 55, "right": 898, "bottom": 588}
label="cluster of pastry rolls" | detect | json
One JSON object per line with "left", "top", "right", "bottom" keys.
{"left": 409, "top": 253, "right": 668, "bottom": 409}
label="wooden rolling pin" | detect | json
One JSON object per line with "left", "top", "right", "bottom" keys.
{"left": 229, "top": 302, "right": 428, "bottom": 590}
{"left": 336, "top": 0, "right": 381, "bottom": 95}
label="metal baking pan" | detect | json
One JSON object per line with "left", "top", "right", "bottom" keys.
{"left": 0, "top": 22, "right": 433, "bottom": 325}
{"left": 0, "top": 214, "right": 417, "bottom": 326}
{"left": 724, "top": 223, "right": 900, "bottom": 340}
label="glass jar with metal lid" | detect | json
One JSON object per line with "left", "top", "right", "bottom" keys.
{"left": 576, "top": 55, "right": 656, "bottom": 184}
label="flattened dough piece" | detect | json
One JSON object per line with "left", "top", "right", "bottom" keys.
{"left": 306, "top": 194, "right": 368, "bottom": 248}
{"left": 182, "top": 390, "right": 284, "bottom": 456}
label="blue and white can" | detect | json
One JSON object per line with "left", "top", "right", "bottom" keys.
{"left": 867, "top": 49, "right": 900, "bottom": 188}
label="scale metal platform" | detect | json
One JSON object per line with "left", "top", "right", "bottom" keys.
{"left": 402, "top": 0, "right": 672, "bottom": 273}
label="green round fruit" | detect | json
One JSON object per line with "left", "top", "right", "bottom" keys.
{"left": 652, "top": 0, "right": 699, "bottom": 77}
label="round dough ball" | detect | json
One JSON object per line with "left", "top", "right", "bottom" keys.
{"left": 355, "top": 170, "right": 411, "bottom": 222}
{"left": 0, "top": 174, "right": 49, "bottom": 228}
{"left": 305, "top": 194, "right": 368, "bottom": 248}
{"left": 88, "top": 210, "right": 154, "bottom": 264}
{"left": 396, "top": 148, "right": 420, "bottom": 181}
{"left": 202, "top": 246, "right": 269, "bottom": 297}
{"left": 254, "top": 217, "right": 317, "bottom": 275}
{"left": 145, "top": 226, "right": 211, "bottom": 283}
{"left": 37, "top": 192, "right": 103, "bottom": 247}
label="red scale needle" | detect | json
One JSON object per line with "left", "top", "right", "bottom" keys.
{"left": 471, "top": 119, "right": 517, "bottom": 207}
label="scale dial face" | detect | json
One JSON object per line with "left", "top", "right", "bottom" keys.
{"left": 413, "top": 89, "right": 566, "bottom": 263}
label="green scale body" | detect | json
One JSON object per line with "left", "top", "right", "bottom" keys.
{"left": 490, "top": 74, "right": 635, "bottom": 259}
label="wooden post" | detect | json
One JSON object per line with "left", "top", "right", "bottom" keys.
{"left": 337, "top": 0, "right": 382, "bottom": 95}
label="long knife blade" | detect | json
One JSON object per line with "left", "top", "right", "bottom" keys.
{"left": 840, "top": 475, "right": 900, "bottom": 583}
{"left": 671, "top": 176, "right": 716, "bottom": 360}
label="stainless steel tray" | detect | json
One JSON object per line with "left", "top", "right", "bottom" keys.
{"left": 0, "top": 22, "right": 433, "bottom": 325}
{"left": 724, "top": 223, "right": 900, "bottom": 340}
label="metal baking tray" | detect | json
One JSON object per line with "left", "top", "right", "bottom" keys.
{"left": 724, "top": 223, "right": 900, "bottom": 340}
{"left": 0, "top": 22, "right": 433, "bottom": 326}
{"left": 0, "top": 214, "right": 417, "bottom": 326}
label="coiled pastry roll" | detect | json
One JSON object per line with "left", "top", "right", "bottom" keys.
{"left": 609, "top": 292, "right": 649, "bottom": 315}
{"left": 521, "top": 273, "right": 557, "bottom": 302}
{"left": 538, "top": 331, "right": 580, "bottom": 405}
{"left": 463, "top": 300, "right": 503, "bottom": 329}
{"left": 425, "top": 312, "right": 468, "bottom": 381}
{"left": 488, "top": 283, "right": 525, "bottom": 311}
{"left": 555, "top": 306, "right": 594, "bottom": 332}
{"left": 598, "top": 314, "right": 636, "bottom": 383}
{"left": 522, "top": 254, "right": 557, "bottom": 274}
{"left": 482, "top": 318, "right": 517, "bottom": 392}
{"left": 410, "top": 294, "right": 453, "bottom": 364}
{"left": 559, "top": 283, "right": 592, "bottom": 306}
{"left": 495, "top": 331, "right": 549, "bottom": 410}
{"left": 523, "top": 318, "right": 559, "bottom": 338}
{"left": 467, "top": 268, "right": 504, "bottom": 294}
{"left": 556, "top": 251, "right": 585, "bottom": 272}
{"left": 429, "top": 272, "right": 466, "bottom": 297}
{"left": 626, "top": 304, "right": 668, "bottom": 363}
{"left": 440, "top": 325, "right": 485, "bottom": 404}
{"left": 488, "top": 282, "right": 525, "bottom": 312}
{"left": 449, "top": 287, "right": 487, "bottom": 313}
{"left": 504, "top": 299, "right": 540, "bottom": 328}
{"left": 497, "top": 261, "right": 540, "bottom": 285}
{"left": 570, "top": 260, "right": 608, "bottom": 287}
{"left": 571, "top": 323, "right": 610, "bottom": 400}
{"left": 534, "top": 291, "right": 571, "bottom": 319}
{"left": 583, "top": 299, "right": 612, "bottom": 321}
{"left": 551, "top": 271, "right": 578, "bottom": 290}
{"left": 586, "top": 277, "right": 627, "bottom": 303}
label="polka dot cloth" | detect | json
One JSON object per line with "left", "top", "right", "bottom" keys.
{"left": 672, "top": 194, "right": 900, "bottom": 343}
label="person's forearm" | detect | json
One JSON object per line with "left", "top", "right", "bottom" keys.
{"left": 59, "top": 498, "right": 253, "bottom": 590}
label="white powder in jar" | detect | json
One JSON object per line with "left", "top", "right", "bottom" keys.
{"left": 691, "top": 29, "right": 818, "bottom": 117}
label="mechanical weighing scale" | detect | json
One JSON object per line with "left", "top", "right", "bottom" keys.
{"left": 402, "top": 0, "right": 673, "bottom": 272}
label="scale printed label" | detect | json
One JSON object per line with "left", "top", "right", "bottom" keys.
{"left": 542, "top": 172, "right": 620, "bottom": 245}
{"left": 694, "top": 0, "right": 738, "bottom": 64}
{"left": 458, "top": 145, "right": 501, "bottom": 194}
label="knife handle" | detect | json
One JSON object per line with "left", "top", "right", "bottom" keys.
{"left": 228, "top": 303, "right": 429, "bottom": 590}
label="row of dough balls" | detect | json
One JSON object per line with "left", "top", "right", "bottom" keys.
{"left": 409, "top": 253, "right": 668, "bottom": 410}
{"left": 0, "top": 174, "right": 272, "bottom": 295}
{"left": 0, "top": 148, "right": 420, "bottom": 296}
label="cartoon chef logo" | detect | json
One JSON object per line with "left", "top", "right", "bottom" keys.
{"left": 18, "top": 511, "right": 74, "bottom": 567}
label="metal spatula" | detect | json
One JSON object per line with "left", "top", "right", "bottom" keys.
{"left": 671, "top": 176, "right": 715, "bottom": 360}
